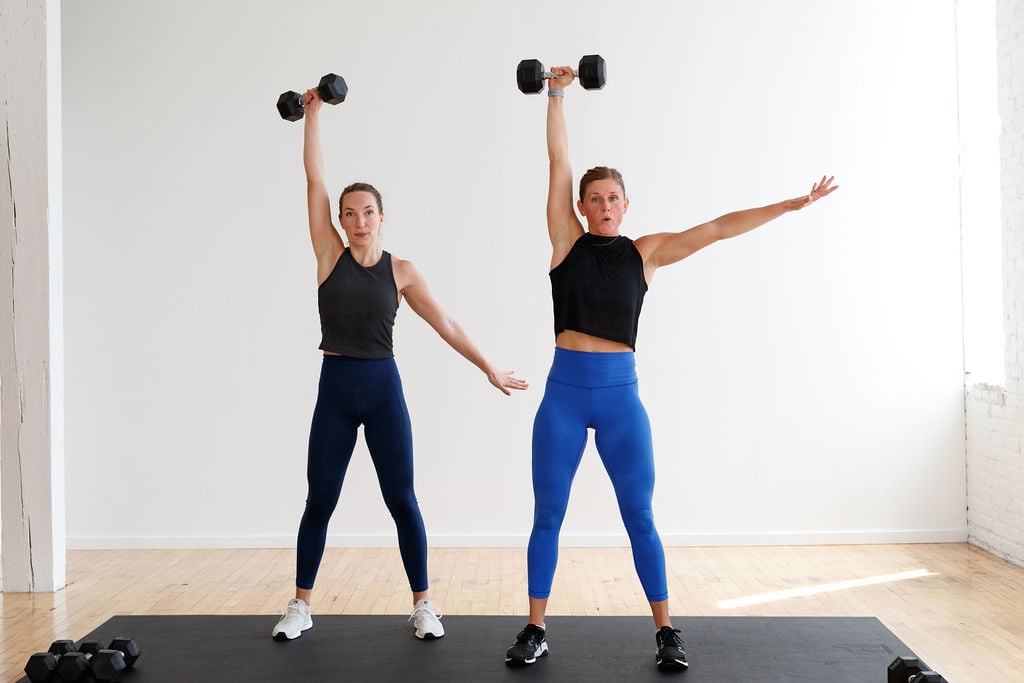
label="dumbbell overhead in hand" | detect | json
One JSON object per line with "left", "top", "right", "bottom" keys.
{"left": 516, "top": 55, "right": 606, "bottom": 94}
{"left": 276, "top": 73, "right": 348, "bottom": 121}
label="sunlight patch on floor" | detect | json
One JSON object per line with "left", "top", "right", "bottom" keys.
{"left": 716, "top": 569, "right": 937, "bottom": 609}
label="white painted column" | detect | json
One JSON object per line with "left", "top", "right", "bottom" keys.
{"left": 0, "top": 0, "right": 66, "bottom": 592}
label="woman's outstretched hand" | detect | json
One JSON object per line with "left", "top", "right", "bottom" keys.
{"left": 488, "top": 370, "right": 530, "bottom": 396}
{"left": 794, "top": 175, "right": 839, "bottom": 209}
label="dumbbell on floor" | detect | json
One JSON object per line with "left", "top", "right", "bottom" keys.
{"left": 54, "top": 641, "right": 103, "bottom": 681}
{"left": 277, "top": 73, "right": 348, "bottom": 121}
{"left": 516, "top": 55, "right": 606, "bottom": 94}
{"left": 24, "top": 636, "right": 141, "bottom": 683}
{"left": 888, "top": 655, "right": 947, "bottom": 683}
{"left": 91, "top": 637, "right": 142, "bottom": 682}
{"left": 24, "top": 639, "right": 75, "bottom": 682}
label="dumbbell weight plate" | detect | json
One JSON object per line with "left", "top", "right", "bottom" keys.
{"left": 516, "top": 59, "right": 546, "bottom": 94}
{"left": 24, "top": 652, "right": 59, "bottom": 682}
{"left": 577, "top": 54, "right": 606, "bottom": 90}
{"left": 91, "top": 649, "right": 127, "bottom": 682}
{"left": 276, "top": 91, "right": 304, "bottom": 121}
{"left": 888, "top": 655, "right": 927, "bottom": 683}
{"left": 317, "top": 73, "right": 348, "bottom": 105}
{"left": 108, "top": 636, "right": 141, "bottom": 668}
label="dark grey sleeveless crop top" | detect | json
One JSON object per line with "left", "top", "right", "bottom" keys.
{"left": 318, "top": 250, "right": 398, "bottom": 359}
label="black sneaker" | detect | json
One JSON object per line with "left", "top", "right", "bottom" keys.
{"left": 656, "top": 626, "right": 688, "bottom": 671}
{"left": 505, "top": 623, "right": 548, "bottom": 666}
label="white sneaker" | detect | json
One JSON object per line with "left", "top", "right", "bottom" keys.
{"left": 409, "top": 599, "right": 445, "bottom": 640}
{"left": 272, "top": 598, "right": 312, "bottom": 641}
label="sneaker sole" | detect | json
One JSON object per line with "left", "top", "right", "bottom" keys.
{"left": 656, "top": 657, "right": 689, "bottom": 671}
{"left": 272, "top": 622, "right": 312, "bottom": 641}
{"left": 417, "top": 633, "right": 444, "bottom": 640}
{"left": 505, "top": 643, "right": 548, "bottom": 666}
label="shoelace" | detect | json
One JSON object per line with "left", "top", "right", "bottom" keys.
{"left": 659, "top": 628, "right": 684, "bottom": 650}
{"left": 409, "top": 604, "right": 441, "bottom": 623}
{"left": 282, "top": 601, "right": 306, "bottom": 619}
{"left": 515, "top": 625, "right": 542, "bottom": 645}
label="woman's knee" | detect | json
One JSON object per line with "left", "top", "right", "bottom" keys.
{"left": 302, "top": 493, "right": 339, "bottom": 524}
{"left": 532, "top": 502, "right": 569, "bottom": 533}
{"left": 622, "top": 505, "right": 657, "bottom": 537}
{"left": 382, "top": 489, "right": 420, "bottom": 521}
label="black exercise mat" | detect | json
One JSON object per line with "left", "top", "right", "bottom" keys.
{"left": 17, "top": 614, "right": 918, "bottom": 682}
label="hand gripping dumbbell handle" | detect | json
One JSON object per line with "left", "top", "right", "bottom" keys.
{"left": 541, "top": 68, "right": 581, "bottom": 80}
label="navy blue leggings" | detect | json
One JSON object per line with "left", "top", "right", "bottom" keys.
{"left": 295, "top": 356, "right": 428, "bottom": 592}
{"left": 528, "top": 348, "right": 668, "bottom": 602}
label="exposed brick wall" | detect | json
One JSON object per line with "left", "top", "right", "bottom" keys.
{"left": 966, "top": 0, "right": 1024, "bottom": 566}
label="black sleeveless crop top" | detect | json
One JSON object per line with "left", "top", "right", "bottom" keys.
{"left": 318, "top": 250, "right": 398, "bottom": 359}
{"left": 549, "top": 233, "right": 648, "bottom": 349}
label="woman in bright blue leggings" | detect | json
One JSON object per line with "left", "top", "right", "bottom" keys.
{"left": 504, "top": 65, "right": 837, "bottom": 672}
{"left": 529, "top": 349, "right": 665, "bottom": 602}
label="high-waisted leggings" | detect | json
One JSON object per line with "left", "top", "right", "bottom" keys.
{"left": 528, "top": 347, "right": 668, "bottom": 602}
{"left": 295, "top": 355, "right": 428, "bottom": 592}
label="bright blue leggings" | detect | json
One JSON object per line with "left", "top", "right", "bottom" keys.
{"left": 528, "top": 348, "right": 668, "bottom": 602}
{"left": 295, "top": 356, "right": 428, "bottom": 592}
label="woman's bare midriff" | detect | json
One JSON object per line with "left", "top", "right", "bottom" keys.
{"left": 555, "top": 330, "right": 633, "bottom": 353}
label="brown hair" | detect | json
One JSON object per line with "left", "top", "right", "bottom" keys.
{"left": 339, "top": 182, "right": 383, "bottom": 215}
{"left": 578, "top": 166, "right": 626, "bottom": 202}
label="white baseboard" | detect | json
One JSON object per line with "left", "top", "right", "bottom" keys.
{"left": 66, "top": 527, "right": 968, "bottom": 550}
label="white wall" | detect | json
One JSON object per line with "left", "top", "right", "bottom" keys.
{"left": 61, "top": 0, "right": 968, "bottom": 549}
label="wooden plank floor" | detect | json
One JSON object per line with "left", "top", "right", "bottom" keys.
{"left": 2, "top": 543, "right": 1022, "bottom": 681}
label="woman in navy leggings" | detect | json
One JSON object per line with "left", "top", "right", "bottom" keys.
{"left": 272, "top": 82, "right": 528, "bottom": 644}
{"left": 503, "top": 66, "right": 837, "bottom": 671}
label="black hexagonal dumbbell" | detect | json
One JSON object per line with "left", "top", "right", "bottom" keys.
{"left": 516, "top": 54, "right": 606, "bottom": 94}
{"left": 54, "top": 641, "right": 104, "bottom": 681}
{"left": 24, "top": 639, "right": 75, "bottom": 682}
{"left": 23, "top": 652, "right": 58, "bottom": 683}
{"left": 888, "top": 655, "right": 947, "bottom": 683}
{"left": 277, "top": 73, "right": 348, "bottom": 121}
{"left": 91, "top": 637, "right": 141, "bottom": 682}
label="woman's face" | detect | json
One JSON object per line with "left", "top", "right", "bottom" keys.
{"left": 339, "top": 191, "right": 382, "bottom": 246}
{"left": 578, "top": 178, "right": 628, "bottom": 235}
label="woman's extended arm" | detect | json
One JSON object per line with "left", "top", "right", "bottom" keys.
{"left": 301, "top": 88, "right": 344, "bottom": 283}
{"left": 546, "top": 67, "right": 585, "bottom": 270}
{"left": 395, "top": 258, "right": 528, "bottom": 396}
{"left": 635, "top": 176, "right": 839, "bottom": 278}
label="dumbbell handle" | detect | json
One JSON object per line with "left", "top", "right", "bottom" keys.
{"left": 541, "top": 68, "right": 580, "bottom": 80}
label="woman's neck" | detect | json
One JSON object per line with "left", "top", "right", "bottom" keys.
{"left": 347, "top": 243, "right": 383, "bottom": 267}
